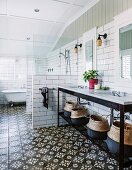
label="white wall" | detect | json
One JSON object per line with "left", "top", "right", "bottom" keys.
{"left": 46, "top": 21, "right": 123, "bottom": 117}
{"left": 47, "top": 21, "right": 115, "bottom": 88}
{"left": 25, "top": 20, "right": 118, "bottom": 128}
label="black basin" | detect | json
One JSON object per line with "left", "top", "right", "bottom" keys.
{"left": 107, "top": 136, "right": 132, "bottom": 157}
{"left": 71, "top": 117, "right": 89, "bottom": 126}
{"left": 87, "top": 128, "right": 108, "bottom": 140}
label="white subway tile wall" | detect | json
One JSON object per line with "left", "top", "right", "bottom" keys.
{"left": 28, "top": 75, "right": 77, "bottom": 128}
{"left": 26, "top": 75, "right": 33, "bottom": 114}
{"left": 0, "top": 57, "right": 15, "bottom": 104}
{"left": 26, "top": 22, "right": 116, "bottom": 128}
{"left": 45, "top": 21, "right": 116, "bottom": 124}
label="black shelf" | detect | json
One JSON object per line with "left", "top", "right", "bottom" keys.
{"left": 59, "top": 112, "right": 87, "bottom": 135}
{"left": 59, "top": 112, "right": 117, "bottom": 155}
{"left": 59, "top": 112, "right": 132, "bottom": 168}
{"left": 58, "top": 87, "right": 132, "bottom": 170}
{"left": 59, "top": 112, "right": 90, "bottom": 136}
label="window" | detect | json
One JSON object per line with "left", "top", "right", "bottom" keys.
{"left": 121, "top": 53, "right": 131, "bottom": 79}
{"left": 114, "top": 8, "right": 132, "bottom": 91}
{"left": 0, "top": 58, "right": 15, "bottom": 80}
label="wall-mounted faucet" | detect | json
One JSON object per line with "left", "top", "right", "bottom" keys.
{"left": 59, "top": 49, "right": 71, "bottom": 74}
{"left": 59, "top": 52, "right": 65, "bottom": 57}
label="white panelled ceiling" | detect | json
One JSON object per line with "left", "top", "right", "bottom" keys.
{"left": 0, "top": 0, "right": 91, "bottom": 57}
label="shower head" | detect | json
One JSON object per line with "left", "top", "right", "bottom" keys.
{"left": 59, "top": 49, "right": 70, "bottom": 59}
{"left": 59, "top": 52, "right": 65, "bottom": 57}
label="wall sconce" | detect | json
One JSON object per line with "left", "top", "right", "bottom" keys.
{"left": 74, "top": 43, "right": 82, "bottom": 53}
{"left": 96, "top": 33, "right": 107, "bottom": 47}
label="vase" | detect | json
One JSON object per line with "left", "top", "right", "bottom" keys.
{"left": 89, "top": 79, "right": 98, "bottom": 89}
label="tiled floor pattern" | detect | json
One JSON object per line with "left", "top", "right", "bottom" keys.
{"left": 0, "top": 106, "right": 131, "bottom": 170}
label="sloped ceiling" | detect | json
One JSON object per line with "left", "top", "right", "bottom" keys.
{"left": 0, "top": 0, "right": 91, "bottom": 57}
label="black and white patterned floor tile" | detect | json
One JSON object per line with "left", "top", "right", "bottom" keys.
{"left": 0, "top": 106, "right": 131, "bottom": 170}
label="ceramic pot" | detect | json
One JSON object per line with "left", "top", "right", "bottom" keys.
{"left": 89, "top": 79, "right": 98, "bottom": 89}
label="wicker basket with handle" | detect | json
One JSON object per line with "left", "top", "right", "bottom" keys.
{"left": 87, "top": 115, "right": 110, "bottom": 132}
{"left": 64, "top": 101, "right": 77, "bottom": 117}
{"left": 64, "top": 101, "right": 77, "bottom": 112}
{"left": 107, "top": 121, "right": 132, "bottom": 145}
{"left": 71, "top": 107, "right": 89, "bottom": 118}
{"left": 70, "top": 107, "right": 90, "bottom": 126}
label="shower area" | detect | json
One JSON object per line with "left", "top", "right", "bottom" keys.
{"left": 0, "top": 16, "right": 48, "bottom": 106}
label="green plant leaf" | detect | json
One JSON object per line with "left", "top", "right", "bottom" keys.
{"left": 83, "top": 70, "right": 98, "bottom": 82}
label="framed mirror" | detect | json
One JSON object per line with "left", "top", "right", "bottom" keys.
{"left": 85, "top": 40, "right": 93, "bottom": 70}
{"left": 119, "top": 24, "right": 132, "bottom": 79}
{"left": 83, "top": 27, "right": 97, "bottom": 71}
{"left": 114, "top": 8, "right": 132, "bottom": 91}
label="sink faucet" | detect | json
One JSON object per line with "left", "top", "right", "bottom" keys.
{"left": 112, "top": 91, "right": 121, "bottom": 97}
{"left": 111, "top": 91, "right": 127, "bottom": 97}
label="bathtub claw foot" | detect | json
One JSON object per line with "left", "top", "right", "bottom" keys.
{"left": 9, "top": 102, "right": 14, "bottom": 107}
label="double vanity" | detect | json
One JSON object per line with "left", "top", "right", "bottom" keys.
{"left": 57, "top": 86, "right": 132, "bottom": 170}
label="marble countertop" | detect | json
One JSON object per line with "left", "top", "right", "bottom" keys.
{"left": 58, "top": 86, "right": 132, "bottom": 105}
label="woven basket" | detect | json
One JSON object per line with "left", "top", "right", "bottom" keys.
{"left": 87, "top": 115, "right": 110, "bottom": 132}
{"left": 107, "top": 121, "right": 132, "bottom": 145}
{"left": 71, "top": 107, "right": 88, "bottom": 118}
{"left": 71, "top": 107, "right": 90, "bottom": 126}
{"left": 64, "top": 101, "right": 77, "bottom": 112}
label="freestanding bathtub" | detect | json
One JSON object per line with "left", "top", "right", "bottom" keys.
{"left": 2, "top": 89, "right": 26, "bottom": 104}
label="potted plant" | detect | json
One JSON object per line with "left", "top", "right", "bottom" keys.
{"left": 83, "top": 70, "right": 98, "bottom": 89}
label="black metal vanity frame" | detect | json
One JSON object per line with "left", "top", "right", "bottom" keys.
{"left": 57, "top": 87, "right": 132, "bottom": 170}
